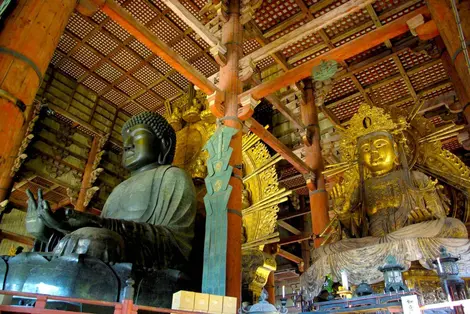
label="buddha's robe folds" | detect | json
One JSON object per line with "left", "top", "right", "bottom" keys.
{"left": 300, "top": 218, "right": 470, "bottom": 297}
{"left": 98, "top": 165, "right": 196, "bottom": 269}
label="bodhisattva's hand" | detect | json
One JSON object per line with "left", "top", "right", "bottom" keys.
{"left": 331, "top": 185, "right": 350, "bottom": 216}
{"left": 26, "top": 189, "right": 70, "bottom": 238}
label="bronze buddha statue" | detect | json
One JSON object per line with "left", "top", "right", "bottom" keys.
{"left": 21, "top": 111, "right": 197, "bottom": 306}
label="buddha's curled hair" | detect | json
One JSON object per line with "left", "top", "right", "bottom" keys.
{"left": 122, "top": 111, "right": 176, "bottom": 163}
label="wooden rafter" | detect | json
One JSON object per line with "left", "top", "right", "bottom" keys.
{"left": 277, "top": 248, "right": 304, "bottom": 272}
{"left": 161, "top": 0, "right": 222, "bottom": 49}
{"left": 277, "top": 220, "right": 302, "bottom": 235}
{"left": 96, "top": 0, "right": 221, "bottom": 96}
{"left": 366, "top": 4, "right": 393, "bottom": 49}
{"left": 238, "top": 6, "right": 431, "bottom": 103}
{"left": 0, "top": 229, "right": 34, "bottom": 246}
{"left": 392, "top": 54, "right": 418, "bottom": 101}
{"left": 245, "top": 118, "right": 311, "bottom": 175}
{"left": 240, "top": 0, "right": 375, "bottom": 66}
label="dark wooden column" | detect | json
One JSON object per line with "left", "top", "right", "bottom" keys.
{"left": 301, "top": 79, "right": 329, "bottom": 248}
{"left": 0, "top": 0, "right": 77, "bottom": 201}
{"left": 75, "top": 136, "right": 101, "bottom": 212}
{"left": 426, "top": 0, "right": 470, "bottom": 118}
{"left": 219, "top": 0, "right": 243, "bottom": 301}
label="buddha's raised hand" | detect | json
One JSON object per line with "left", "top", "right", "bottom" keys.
{"left": 26, "top": 189, "right": 54, "bottom": 242}
{"left": 26, "top": 189, "right": 70, "bottom": 236}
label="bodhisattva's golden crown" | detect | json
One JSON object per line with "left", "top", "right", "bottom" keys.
{"left": 339, "top": 104, "right": 408, "bottom": 159}
{"left": 341, "top": 104, "right": 407, "bottom": 141}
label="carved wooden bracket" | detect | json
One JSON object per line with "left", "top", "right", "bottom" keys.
{"left": 207, "top": 91, "right": 225, "bottom": 118}
{"left": 406, "top": 14, "right": 425, "bottom": 36}
{"left": 303, "top": 172, "right": 316, "bottom": 191}
{"left": 76, "top": 0, "right": 105, "bottom": 17}
{"left": 238, "top": 94, "right": 259, "bottom": 121}
{"left": 240, "top": 0, "right": 263, "bottom": 24}
{"left": 210, "top": 43, "right": 227, "bottom": 66}
{"left": 239, "top": 57, "right": 257, "bottom": 82}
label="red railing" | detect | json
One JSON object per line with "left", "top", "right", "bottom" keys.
{"left": 0, "top": 290, "right": 206, "bottom": 314}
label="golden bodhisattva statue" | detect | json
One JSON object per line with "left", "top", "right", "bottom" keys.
{"left": 301, "top": 104, "right": 470, "bottom": 297}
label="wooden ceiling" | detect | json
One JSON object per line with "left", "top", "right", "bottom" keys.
{"left": 8, "top": 0, "right": 467, "bottom": 210}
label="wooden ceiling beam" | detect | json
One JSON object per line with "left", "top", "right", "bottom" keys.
{"left": 161, "top": 0, "right": 222, "bottom": 49}
{"left": 366, "top": 4, "right": 392, "bottom": 48}
{"left": 238, "top": 6, "right": 430, "bottom": 102}
{"left": 248, "top": 21, "right": 290, "bottom": 72}
{"left": 277, "top": 209, "right": 310, "bottom": 221}
{"left": 0, "top": 229, "right": 35, "bottom": 246}
{"left": 97, "top": 0, "right": 221, "bottom": 96}
{"left": 392, "top": 54, "right": 418, "bottom": 101}
{"left": 240, "top": 0, "right": 375, "bottom": 66}
{"left": 278, "top": 233, "right": 311, "bottom": 246}
{"left": 245, "top": 118, "right": 311, "bottom": 175}
{"left": 277, "top": 248, "right": 304, "bottom": 272}
{"left": 278, "top": 220, "right": 302, "bottom": 235}
{"left": 47, "top": 103, "right": 106, "bottom": 137}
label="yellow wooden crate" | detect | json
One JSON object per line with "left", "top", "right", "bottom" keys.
{"left": 194, "top": 293, "right": 210, "bottom": 312}
{"left": 222, "top": 296, "right": 237, "bottom": 314}
{"left": 172, "top": 290, "right": 195, "bottom": 311}
{"left": 208, "top": 294, "right": 224, "bottom": 313}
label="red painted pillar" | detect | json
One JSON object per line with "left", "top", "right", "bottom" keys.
{"left": 301, "top": 80, "right": 329, "bottom": 248}
{"left": 219, "top": 0, "right": 243, "bottom": 302}
{"left": 0, "top": 0, "right": 76, "bottom": 201}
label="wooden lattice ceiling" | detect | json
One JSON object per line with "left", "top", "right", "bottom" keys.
{"left": 11, "top": 0, "right": 466, "bottom": 208}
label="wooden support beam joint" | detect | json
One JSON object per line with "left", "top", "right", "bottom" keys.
{"left": 238, "top": 94, "right": 259, "bottom": 121}
{"left": 304, "top": 172, "right": 316, "bottom": 191}
{"left": 207, "top": 91, "right": 225, "bottom": 118}
{"left": 210, "top": 43, "right": 227, "bottom": 66}
{"left": 76, "top": 0, "right": 105, "bottom": 16}
{"left": 239, "top": 58, "right": 257, "bottom": 82}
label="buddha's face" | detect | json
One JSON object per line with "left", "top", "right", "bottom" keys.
{"left": 122, "top": 124, "right": 159, "bottom": 171}
{"left": 358, "top": 133, "right": 396, "bottom": 176}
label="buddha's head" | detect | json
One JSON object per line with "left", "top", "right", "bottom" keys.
{"left": 121, "top": 112, "right": 176, "bottom": 172}
{"left": 357, "top": 131, "right": 397, "bottom": 177}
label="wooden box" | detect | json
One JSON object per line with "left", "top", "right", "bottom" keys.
{"left": 172, "top": 290, "right": 195, "bottom": 310}
{"left": 208, "top": 294, "right": 224, "bottom": 313}
{"left": 194, "top": 293, "right": 210, "bottom": 312}
{"left": 222, "top": 296, "right": 237, "bottom": 314}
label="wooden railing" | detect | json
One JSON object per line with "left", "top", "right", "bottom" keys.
{"left": 0, "top": 290, "right": 207, "bottom": 314}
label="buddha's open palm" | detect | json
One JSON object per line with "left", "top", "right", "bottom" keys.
{"left": 26, "top": 189, "right": 70, "bottom": 240}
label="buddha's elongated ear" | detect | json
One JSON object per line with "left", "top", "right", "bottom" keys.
{"left": 158, "top": 137, "right": 174, "bottom": 164}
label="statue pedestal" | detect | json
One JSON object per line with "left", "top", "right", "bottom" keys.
{"left": 0, "top": 252, "right": 191, "bottom": 308}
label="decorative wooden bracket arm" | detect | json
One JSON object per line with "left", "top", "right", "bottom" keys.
{"left": 239, "top": 57, "right": 257, "bottom": 82}
{"left": 240, "top": 6, "right": 256, "bottom": 25}
{"left": 303, "top": 172, "right": 317, "bottom": 191}
{"left": 238, "top": 94, "right": 259, "bottom": 121}
{"left": 77, "top": 0, "right": 105, "bottom": 16}
{"left": 406, "top": 14, "right": 425, "bottom": 36}
{"left": 299, "top": 124, "right": 319, "bottom": 147}
{"left": 210, "top": 43, "right": 228, "bottom": 66}
{"left": 406, "top": 14, "right": 439, "bottom": 41}
{"left": 208, "top": 90, "right": 225, "bottom": 118}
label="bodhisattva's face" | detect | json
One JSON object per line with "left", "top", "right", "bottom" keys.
{"left": 359, "top": 134, "right": 396, "bottom": 176}
{"left": 122, "top": 124, "right": 159, "bottom": 172}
